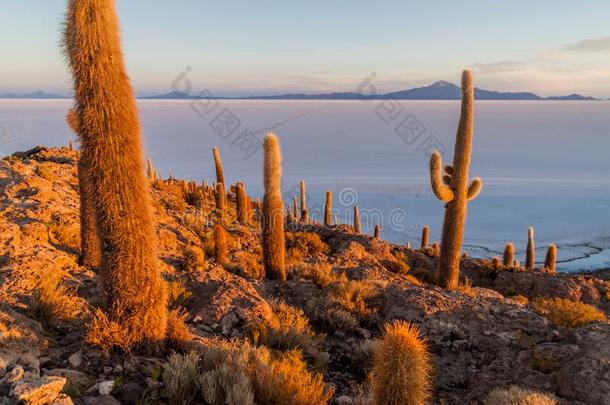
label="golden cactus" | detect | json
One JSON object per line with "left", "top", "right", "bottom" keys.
{"left": 371, "top": 321, "right": 432, "bottom": 405}
{"left": 354, "top": 206, "right": 361, "bottom": 234}
{"left": 214, "top": 223, "right": 227, "bottom": 266}
{"left": 262, "top": 134, "right": 286, "bottom": 281}
{"left": 146, "top": 158, "right": 155, "bottom": 181}
{"left": 66, "top": 109, "right": 101, "bottom": 268}
{"left": 421, "top": 225, "right": 430, "bottom": 249}
{"left": 526, "top": 226, "right": 535, "bottom": 270}
{"left": 324, "top": 191, "right": 332, "bottom": 226}
{"left": 503, "top": 243, "right": 515, "bottom": 267}
{"left": 374, "top": 224, "right": 381, "bottom": 239}
{"left": 429, "top": 70, "right": 482, "bottom": 290}
{"left": 215, "top": 182, "right": 226, "bottom": 213}
{"left": 300, "top": 180, "right": 307, "bottom": 220}
{"left": 212, "top": 146, "right": 225, "bottom": 187}
{"left": 491, "top": 256, "right": 501, "bottom": 269}
{"left": 64, "top": 0, "right": 167, "bottom": 347}
{"left": 544, "top": 244, "right": 557, "bottom": 273}
{"left": 236, "top": 181, "right": 248, "bottom": 225}
{"left": 293, "top": 195, "right": 299, "bottom": 220}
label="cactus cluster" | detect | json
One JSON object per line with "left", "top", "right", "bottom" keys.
{"left": 429, "top": 70, "right": 482, "bottom": 290}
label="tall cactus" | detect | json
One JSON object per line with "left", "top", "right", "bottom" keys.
{"left": 421, "top": 225, "right": 430, "bottom": 249}
{"left": 429, "top": 70, "right": 483, "bottom": 289}
{"left": 293, "top": 195, "right": 299, "bottom": 220}
{"left": 215, "top": 182, "right": 226, "bottom": 213}
{"left": 544, "top": 244, "right": 556, "bottom": 273}
{"left": 262, "top": 134, "right": 286, "bottom": 281}
{"left": 526, "top": 226, "right": 535, "bottom": 270}
{"left": 212, "top": 146, "right": 225, "bottom": 187}
{"left": 324, "top": 191, "right": 332, "bottom": 226}
{"left": 374, "top": 224, "right": 381, "bottom": 239}
{"left": 300, "top": 180, "right": 307, "bottom": 221}
{"left": 64, "top": 0, "right": 167, "bottom": 347}
{"left": 214, "top": 223, "right": 228, "bottom": 266}
{"left": 354, "top": 206, "right": 361, "bottom": 234}
{"left": 236, "top": 181, "right": 248, "bottom": 225}
{"left": 503, "top": 243, "right": 515, "bottom": 267}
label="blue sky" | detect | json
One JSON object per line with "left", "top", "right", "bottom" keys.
{"left": 1, "top": 0, "right": 610, "bottom": 96}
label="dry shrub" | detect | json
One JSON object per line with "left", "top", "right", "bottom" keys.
{"left": 181, "top": 213, "right": 208, "bottom": 241}
{"left": 166, "top": 279, "right": 192, "bottom": 307}
{"left": 290, "top": 263, "right": 337, "bottom": 288}
{"left": 457, "top": 277, "right": 475, "bottom": 297}
{"left": 249, "top": 348, "right": 334, "bottom": 405}
{"left": 370, "top": 321, "right": 432, "bottom": 405}
{"left": 286, "top": 232, "right": 329, "bottom": 264}
{"left": 86, "top": 309, "right": 133, "bottom": 353}
{"left": 166, "top": 309, "right": 192, "bottom": 349}
{"left": 31, "top": 272, "right": 82, "bottom": 324}
{"left": 389, "top": 251, "right": 412, "bottom": 275}
{"left": 511, "top": 295, "right": 529, "bottom": 305}
{"left": 199, "top": 363, "right": 255, "bottom": 405}
{"left": 249, "top": 300, "right": 327, "bottom": 370}
{"left": 162, "top": 351, "right": 200, "bottom": 405}
{"left": 484, "top": 385, "right": 558, "bottom": 405}
{"left": 182, "top": 244, "right": 205, "bottom": 272}
{"left": 308, "top": 276, "right": 379, "bottom": 332}
{"left": 229, "top": 251, "right": 264, "bottom": 280}
{"left": 532, "top": 297, "right": 606, "bottom": 327}
{"left": 36, "top": 165, "right": 56, "bottom": 181}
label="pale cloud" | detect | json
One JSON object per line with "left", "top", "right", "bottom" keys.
{"left": 561, "top": 36, "right": 610, "bottom": 53}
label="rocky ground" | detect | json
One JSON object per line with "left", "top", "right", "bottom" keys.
{"left": 0, "top": 147, "right": 608, "bottom": 404}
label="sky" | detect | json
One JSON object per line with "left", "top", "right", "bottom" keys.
{"left": 1, "top": 0, "right": 610, "bottom": 97}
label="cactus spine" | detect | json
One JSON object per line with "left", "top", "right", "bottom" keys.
{"left": 236, "top": 181, "right": 248, "bottom": 225}
{"left": 544, "top": 244, "right": 557, "bottom": 273}
{"left": 503, "top": 243, "right": 515, "bottom": 267}
{"left": 262, "top": 134, "right": 286, "bottom": 281}
{"left": 64, "top": 0, "right": 167, "bottom": 347}
{"left": 429, "top": 70, "right": 482, "bottom": 290}
{"left": 324, "top": 191, "right": 332, "bottom": 226}
{"left": 300, "top": 180, "right": 307, "bottom": 220}
{"left": 354, "top": 206, "right": 361, "bottom": 234}
{"left": 66, "top": 109, "right": 101, "bottom": 268}
{"left": 212, "top": 146, "right": 225, "bottom": 187}
{"left": 526, "top": 226, "right": 535, "bottom": 270}
{"left": 421, "top": 225, "right": 430, "bottom": 249}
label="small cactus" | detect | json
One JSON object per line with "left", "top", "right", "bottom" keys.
{"left": 374, "top": 224, "right": 381, "bottom": 239}
{"left": 503, "top": 243, "right": 515, "bottom": 267}
{"left": 406, "top": 241, "right": 411, "bottom": 249}
{"left": 293, "top": 195, "right": 299, "bottom": 220}
{"left": 300, "top": 180, "right": 307, "bottom": 221}
{"left": 262, "top": 134, "right": 286, "bottom": 281}
{"left": 526, "top": 227, "right": 535, "bottom": 270}
{"left": 68, "top": 140, "right": 74, "bottom": 151}
{"left": 214, "top": 223, "right": 227, "bottom": 266}
{"left": 371, "top": 321, "right": 432, "bottom": 405}
{"left": 429, "top": 70, "right": 482, "bottom": 290}
{"left": 215, "top": 182, "right": 226, "bottom": 213}
{"left": 421, "top": 225, "right": 430, "bottom": 249}
{"left": 324, "top": 191, "right": 332, "bottom": 226}
{"left": 146, "top": 158, "right": 155, "bottom": 181}
{"left": 236, "top": 181, "right": 248, "bottom": 225}
{"left": 212, "top": 146, "right": 225, "bottom": 187}
{"left": 353, "top": 206, "right": 361, "bottom": 234}
{"left": 544, "top": 244, "right": 557, "bottom": 273}
{"left": 491, "top": 256, "right": 501, "bottom": 270}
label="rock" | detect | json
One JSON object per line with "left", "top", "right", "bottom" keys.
{"left": 119, "top": 381, "right": 144, "bottom": 403}
{"left": 336, "top": 395, "right": 353, "bottom": 405}
{"left": 0, "top": 305, "right": 47, "bottom": 371}
{"left": 67, "top": 351, "right": 82, "bottom": 368}
{"left": 50, "top": 394, "right": 74, "bottom": 405}
{"left": 98, "top": 380, "right": 115, "bottom": 396}
{"left": 80, "top": 395, "right": 120, "bottom": 405}
{"left": 556, "top": 324, "right": 610, "bottom": 405}
{"left": 0, "top": 364, "right": 24, "bottom": 396}
{"left": 10, "top": 376, "right": 66, "bottom": 405}
{"left": 46, "top": 369, "right": 91, "bottom": 392}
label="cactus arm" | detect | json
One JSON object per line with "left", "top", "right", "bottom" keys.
{"left": 430, "top": 151, "right": 454, "bottom": 202}
{"left": 466, "top": 177, "right": 482, "bottom": 201}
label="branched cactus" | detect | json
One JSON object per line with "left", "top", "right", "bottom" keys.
{"left": 212, "top": 146, "right": 225, "bottom": 187}
{"left": 262, "top": 134, "right": 286, "bottom": 281}
{"left": 214, "top": 223, "right": 227, "bottom": 266}
{"left": 354, "top": 206, "right": 361, "bottom": 234}
{"left": 429, "top": 70, "right": 483, "bottom": 290}
{"left": 421, "top": 225, "right": 430, "bottom": 249}
{"left": 526, "top": 227, "right": 535, "bottom": 270}
{"left": 64, "top": 0, "right": 167, "bottom": 347}
{"left": 544, "top": 244, "right": 557, "bottom": 273}
{"left": 66, "top": 109, "right": 101, "bottom": 268}
{"left": 236, "top": 181, "right": 248, "bottom": 225}
{"left": 324, "top": 191, "right": 332, "bottom": 226}
{"left": 300, "top": 180, "right": 307, "bottom": 221}
{"left": 503, "top": 243, "right": 515, "bottom": 267}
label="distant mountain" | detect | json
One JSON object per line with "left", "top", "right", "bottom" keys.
{"left": 0, "top": 83, "right": 600, "bottom": 101}
{"left": 0, "top": 91, "right": 69, "bottom": 99}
